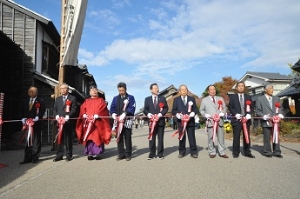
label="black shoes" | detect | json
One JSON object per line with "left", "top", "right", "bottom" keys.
{"left": 53, "top": 157, "right": 63, "bottom": 162}
{"left": 191, "top": 154, "right": 198, "bottom": 158}
{"left": 116, "top": 156, "right": 126, "bottom": 161}
{"left": 19, "top": 160, "right": 31, "bottom": 165}
{"left": 178, "top": 154, "right": 184, "bottom": 158}
{"left": 66, "top": 157, "right": 73, "bottom": 162}
{"left": 87, "top": 156, "right": 94, "bottom": 161}
{"left": 126, "top": 157, "right": 131, "bottom": 161}
{"left": 233, "top": 154, "right": 239, "bottom": 158}
{"left": 245, "top": 153, "right": 255, "bottom": 158}
{"left": 273, "top": 154, "right": 283, "bottom": 158}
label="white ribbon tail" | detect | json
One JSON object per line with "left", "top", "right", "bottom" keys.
{"left": 83, "top": 121, "right": 93, "bottom": 141}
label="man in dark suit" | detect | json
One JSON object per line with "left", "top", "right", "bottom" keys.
{"left": 172, "top": 84, "right": 199, "bottom": 158}
{"left": 228, "top": 81, "right": 255, "bottom": 158}
{"left": 110, "top": 82, "right": 136, "bottom": 161}
{"left": 53, "top": 83, "right": 78, "bottom": 162}
{"left": 143, "top": 83, "right": 168, "bottom": 160}
{"left": 20, "top": 86, "right": 46, "bottom": 164}
{"left": 255, "top": 84, "right": 284, "bottom": 158}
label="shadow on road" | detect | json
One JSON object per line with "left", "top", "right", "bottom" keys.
{"left": 280, "top": 144, "right": 300, "bottom": 155}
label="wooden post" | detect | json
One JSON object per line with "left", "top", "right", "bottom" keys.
{"left": 52, "top": 0, "right": 67, "bottom": 150}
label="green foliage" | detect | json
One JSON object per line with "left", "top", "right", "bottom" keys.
{"left": 280, "top": 120, "right": 300, "bottom": 135}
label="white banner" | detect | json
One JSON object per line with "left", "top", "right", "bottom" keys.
{"left": 62, "top": 0, "right": 88, "bottom": 66}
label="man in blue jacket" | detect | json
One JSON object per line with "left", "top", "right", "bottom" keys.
{"left": 110, "top": 82, "right": 136, "bottom": 161}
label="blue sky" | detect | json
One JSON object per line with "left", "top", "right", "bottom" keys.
{"left": 14, "top": 0, "right": 300, "bottom": 110}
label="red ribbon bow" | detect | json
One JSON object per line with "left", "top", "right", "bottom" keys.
{"left": 241, "top": 117, "right": 250, "bottom": 144}
{"left": 65, "top": 99, "right": 72, "bottom": 113}
{"left": 272, "top": 115, "right": 281, "bottom": 144}
{"left": 246, "top": 100, "right": 251, "bottom": 112}
{"left": 55, "top": 117, "right": 66, "bottom": 144}
{"left": 35, "top": 102, "right": 40, "bottom": 115}
{"left": 172, "top": 114, "right": 190, "bottom": 140}
{"left": 275, "top": 102, "right": 281, "bottom": 114}
{"left": 159, "top": 102, "right": 164, "bottom": 112}
{"left": 148, "top": 114, "right": 159, "bottom": 140}
{"left": 20, "top": 118, "right": 35, "bottom": 146}
{"left": 83, "top": 115, "right": 95, "bottom": 142}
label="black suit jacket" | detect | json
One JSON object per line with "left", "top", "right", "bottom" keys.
{"left": 171, "top": 95, "right": 199, "bottom": 127}
{"left": 21, "top": 97, "right": 46, "bottom": 119}
{"left": 143, "top": 96, "right": 168, "bottom": 126}
{"left": 228, "top": 93, "right": 252, "bottom": 126}
{"left": 53, "top": 94, "right": 77, "bottom": 118}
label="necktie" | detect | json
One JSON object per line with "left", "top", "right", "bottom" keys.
{"left": 29, "top": 98, "right": 34, "bottom": 111}
{"left": 183, "top": 97, "right": 186, "bottom": 106}
{"left": 268, "top": 97, "right": 272, "bottom": 110}
{"left": 240, "top": 94, "right": 245, "bottom": 115}
{"left": 154, "top": 96, "right": 157, "bottom": 109}
{"left": 212, "top": 96, "right": 215, "bottom": 103}
{"left": 63, "top": 96, "right": 66, "bottom": 103}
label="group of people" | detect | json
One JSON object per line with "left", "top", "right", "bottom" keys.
{"left": 18, "top": 81, "right": 284, "bottom": 165}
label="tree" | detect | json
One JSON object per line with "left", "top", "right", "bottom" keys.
{"left": 201, "top": 76, "right": 238, "bottom": 104}
{"left": 288, "top": 62, "right": 300, "bottom": 78}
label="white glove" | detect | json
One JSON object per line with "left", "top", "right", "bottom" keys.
{"left": 93, "top": 114, "right": 99, "bottom": 119}
{"left": 205, "top": 114, "right": 211, "bottom": 119}
{"left": 176, "top": 113, "right": 182, "bottom": 119}
{"left": 21, "top": 118, "right": 27, "bottom": 124}
{"left": 263, "top": 115, "right": 270, "bottom": 120}
{"left": 219, "top": 112, "right": 224, "bottom": 117}
{"left": 235, "top": 114, "right": 241, "bottom": 120}
{"left": 189, "top": 112, "right": 195, "bottom": 118}
{"left": 246, "top": 114, "right": 251, "bottom": 120}
{"left": 147, "top": 113, "right": 153, "bottom": 119}
{"left": 278, "top": 114, "right": 284, "bottom": 119}
{"left": 64, "top": 115, "right": 69, "bottom": 122}
{"left": 195, "top": 117, "right": 199, "bottom": 123}
{"left": 119, "top": 113, "right": 126, "bottom": 121}
{"left": 157, "top": 113, "right": 162, "bottom": 118}
{"left": 55, "top": 115, "right": 59, "bottom": 120}
{"left": 112, "top": 113, "right": 117, "bottom": 120}
{"left": 33, "top": 116, "right": 39, "bottom": 122}
{"left": 83, "top": 114, "right": 88, "bottom": 119}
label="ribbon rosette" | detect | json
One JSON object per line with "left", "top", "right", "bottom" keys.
{"left": 123, "top": 99, "right": 129, "bottom": 111}
{"left": 241, "top": 117, "right": 250, "bottom": 144}
{"left": 218, "top": 100, "right": 223, "bottom": 111}
{"left": 55, "top": 117, "right": 66, "bottom": 144}
{"left": 35, "top": 102, "right": 40, "bottom": 115}
{"left": 20, "top": 118, "right": 35, "bottom": 146}
{"left": 212, "top": 114, "right": 220, "bottom": 143}
{"left": 83, "top": 115, "right": 95, "bottom": 142}
{"left": 148, "top": 114, "right": 159, "bottom": 140}
{"left": 172, "top": 114, "right": 190, "bottom": 140}
{"left": 188, "top": 101, "right": 193, "bottom": 112}
{"left": 159, "top": 102, "right": 164, "bottom": 112}
{"left": 246, "top": 100, "right": 251, "bottom": 112}
{"left": 275, "top": 102, "right": 281, "bottom": 114}
{"left": 65, "top": 99, "right": 72, "bottom": 113}
{"left": 272, "top": 115, "right": 281, "bottom": 144}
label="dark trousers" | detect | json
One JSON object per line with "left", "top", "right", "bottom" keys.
{"left": 23, "top": 124, "right": 42, "bottom": 162}
{"left": 179, "top": 125, "right": 197, "bottom": 155}
{"left": 56, "top": 123, "right": 73, "bottom": 158}
{"left": 148, "top": 125, "right": 164, "bottom": 158}
{"left": 263, "top": 127, "right": 281, "bottom": 155}
{"left": 118, "top": 128, "right": 132, "bottom": 157}
{"left": 232, "top": 123, "right": 251, "bottom": 155}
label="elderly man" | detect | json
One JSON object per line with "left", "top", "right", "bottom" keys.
{"left": 19, "top": 86, "right": 46, "bottom": 164}
{"left": 76, "top": 86, "right": 111, "bottom": 160}
{"left": 110, "top": 82, "right": 136, "bottom": 161}
{"left": 255, "top": 84, "right": 284, "bottom": 158}
{"left": 172, "top": 84, "right": 199, "bottom": 158}
{"left": 200, "top": 85, "right": 228, "bottom": 158}
{"left": 53, "top": 83, "right": 78, "bottom": 162}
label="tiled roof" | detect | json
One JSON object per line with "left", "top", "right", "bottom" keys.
{"left": 246, "top": 71, "right": 292, "bottom": 80}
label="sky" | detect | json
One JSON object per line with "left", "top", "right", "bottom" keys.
{"left": 13, "top": 0, "right": 300, "bottom": 111}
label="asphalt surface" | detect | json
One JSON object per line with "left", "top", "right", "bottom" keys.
{"left": 0, "top": 127, "right": 300, "bottom": 199}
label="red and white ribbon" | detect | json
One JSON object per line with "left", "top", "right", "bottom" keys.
{"left": 272, "top": 115, "right": 280, "bottom": 144}
{"left": 65, "top": 99, "right": 71, "bottom": 113}
{"left": 20, "top": 118, "right": 35, "bottom": 147}
{"left": 218, "top": 100, "right": 223, "bottom": 112}
{"left": 212, "top": 114, "right": 220, "bottom": 143}
{"left": 35, "top": 102, "right": 40, "bottom": 115}
{"left": 241, "top": 117, "right": 249, "bottom": 144}
{"left": 83, "top": 115, "right": 95, "bottom": 141}
{"left": 148, "top": 114, "right": 159, "bottom": 140}
{"left": 246, "top": 100, "right": 251, "bottom": 112}
{"left": 172, "top": 114, "right": 190, "bottom": 140}
{"left": 55, "top": 117, "right": 66, "bottom": 144}
{"left": 115, "top": 116, "right": 125, "bottom": 143}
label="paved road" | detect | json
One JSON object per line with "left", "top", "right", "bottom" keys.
{"left": 0, "top": 127, "right": 300, "bottom": 199}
